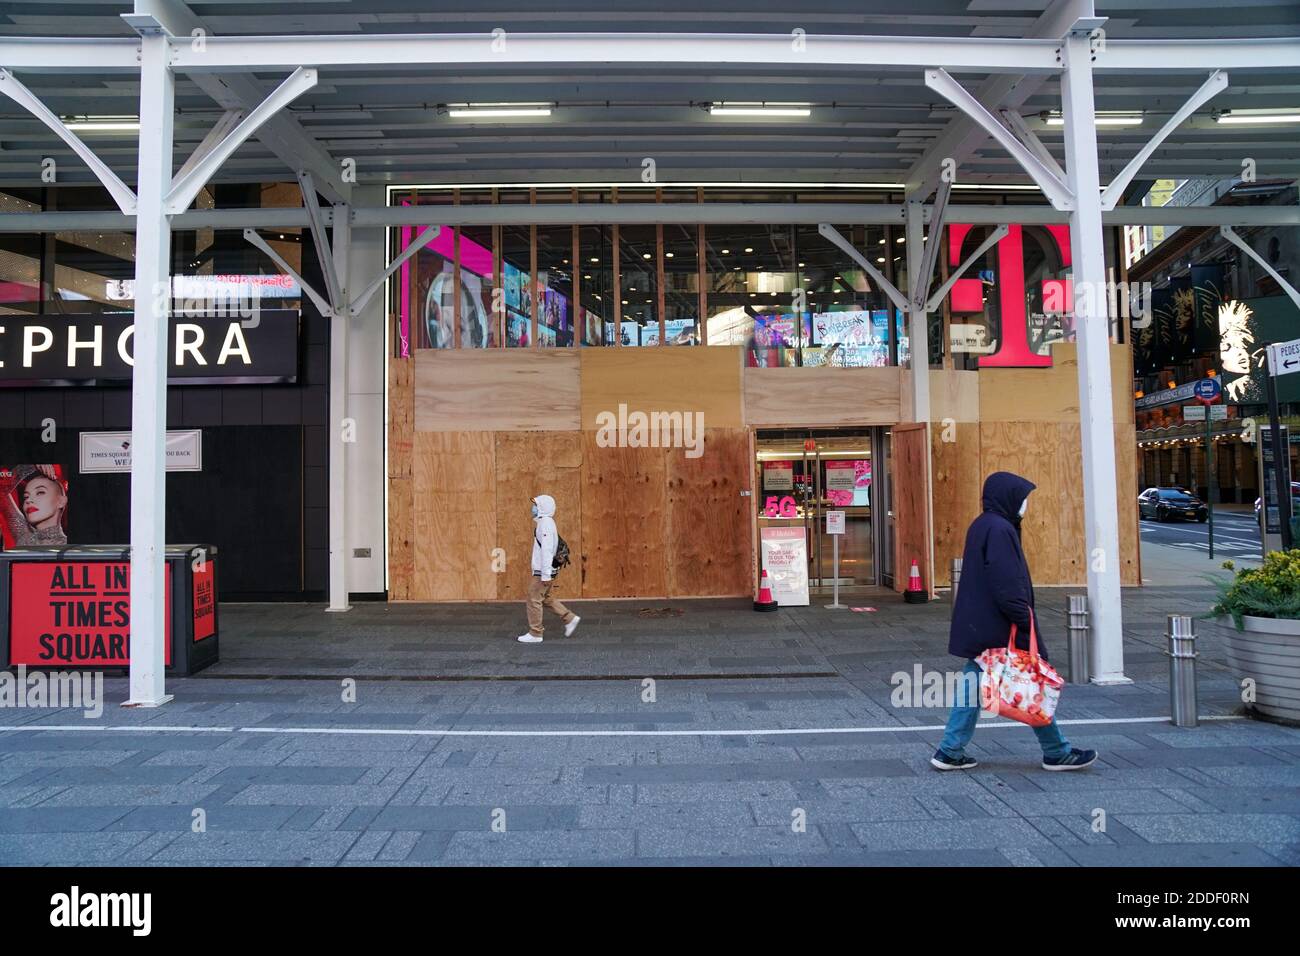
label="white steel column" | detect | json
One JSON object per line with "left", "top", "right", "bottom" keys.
{"left": 1061, "top": 30, "right": 1127, "bottom": 684}
{"left": 905, "top": 196, "right": 936, "bottom": 594}
{"left": 327, "top": 204, "right": 352, "bottom": 611}
{"left": 125, "top": 32, "right": 174, "bottom": 706}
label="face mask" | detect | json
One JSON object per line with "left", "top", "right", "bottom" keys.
{"left": 1018, "top": 499, "right": 1028, "bottom": 518}
{"left": 531, "top": 504, "right": 539, "bottom": 518}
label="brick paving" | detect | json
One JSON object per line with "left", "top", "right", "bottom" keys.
{"left": 1, "top": 586, "right": 1297, "bottom": 866}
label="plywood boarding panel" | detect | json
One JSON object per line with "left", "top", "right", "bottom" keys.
{"left": 415, "top": 350, "right": 581, "bottom": 431}
{"left": 388, "top": 356, "right": 414, "bottom": 479}
{"left": 979, "top": 343, "right": 1133, "bottom": 424}
{"left": 412, "top": 432, "right": 498, "bottom": 600}
{"left": 387, "top": 476, "right": 414, "bottom": 600}
{"left": 744, "top": 366, "right": 902, "bottom": 427}
{"left": 931, "top": 422, "right": 982, "bottom": 586}
{"left": 581, "top": 346, "right": 743, "bottom": 429}
{"left": 665, "top": 429, "right": 753, "bottom": 597}
{"left": 976, "top": 422, "right": 1064, "bottom": 586}
{"left": 494, "top": 431, "right": 583, "bottom": 602}
{"left": 580, "top": 433, "right": 668, "bottom": 598}
{"left": 929, "top": 370, "right": 980, "bottom": 424}
{"left": 892, "top": 424, "right": 931, "bottom": 593}
{"left": 1115, "top": 423, "right": 1141, "bottom": 586}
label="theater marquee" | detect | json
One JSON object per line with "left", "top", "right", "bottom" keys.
{"left": 0, "top": 309, "right": 299, "bottom": 387}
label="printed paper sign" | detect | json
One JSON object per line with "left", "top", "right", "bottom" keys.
{"left": 80, "top": 430, "right": 202, "bottom": 474}
{"left": 826, "top": 511, "right": 845, "bottom": 535}
{"left": 759, "top": 527, "right": 809, "bottom": 606}
{"left": 763, "top": 460, "right": 794, "bottom": 490}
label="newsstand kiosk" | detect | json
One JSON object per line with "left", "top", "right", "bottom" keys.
{"left": 0, "top": 544, "right": 219, "bottom": 676}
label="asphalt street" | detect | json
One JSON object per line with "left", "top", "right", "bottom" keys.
{"left": 1139, "top": 508, "right": 1263, "bottom": 562}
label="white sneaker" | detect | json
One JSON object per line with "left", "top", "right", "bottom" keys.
{"left": 516, "top": 633, "right": 543, "bottom": 644}
{"left": 564, "top": 615, "right": 581, "bottom": 637}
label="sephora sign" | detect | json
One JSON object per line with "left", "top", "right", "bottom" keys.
{"left": 0, "top": 310, "right": 299, "bottom": 387}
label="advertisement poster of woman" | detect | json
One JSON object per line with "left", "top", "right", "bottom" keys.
{"left": 0, "top": 464, "right": 69, "bottom": 547}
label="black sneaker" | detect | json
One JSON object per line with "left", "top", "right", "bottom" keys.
{"left": 930, "top": 750, "right": 978, "bottom": 771}
{"left": 1042, "top": 748, "right": 1098, "bottom": 771}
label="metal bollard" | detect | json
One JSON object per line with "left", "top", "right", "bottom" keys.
{"left": 950, "top": 558, "right": 962, "bottom": 604}
{"left": 1167, "top": 615, "right": 1199, "bottom": 728}
{"left": 1066, "top": 594, "right": 1089, "bottom": 685}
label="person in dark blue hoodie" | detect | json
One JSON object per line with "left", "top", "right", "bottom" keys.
{"left": 932, "top": 471, "right": 1098, "bottom": 772}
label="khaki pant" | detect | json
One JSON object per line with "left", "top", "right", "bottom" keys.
{"left": 526, "top": 575, "right": 575, "bottom": 636}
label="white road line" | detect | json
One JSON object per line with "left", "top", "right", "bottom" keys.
{"left": 0, "top": 714, "right": 1244, "bottom": 739}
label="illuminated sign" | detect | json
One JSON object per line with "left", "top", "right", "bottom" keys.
{"left": 0, "top": 309, "right": 299, "bottom": 387}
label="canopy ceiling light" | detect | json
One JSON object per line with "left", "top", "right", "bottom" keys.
{"left": 1216, "top": 109, "right": 1300, "bottom": 124}
{"left": 710, "top": 102, "right": 811, "bottom": 117}
{"left": 1045, "top": 111, "right": 1144, "bottom": 127}
{"left": 447, "top": 103, "right": 552, "bottom": 118}
{"left": 62, "top": 116, "right": 139, "bottom": 131}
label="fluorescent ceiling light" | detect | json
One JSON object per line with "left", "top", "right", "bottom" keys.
{"left": 710, "top": 103, "right": 811, "bottom": 117}
{"left": 1046, "top": 111, "right": 1143, "bottom": 127}
{"left": 1216, "top": 109, "right": 1300, "bottom": 125}
{"left": 64, "top": 117, "right": 139, "bottom": 131}
{"left": 448, "top": 104, "right": 551, "bottom": 118}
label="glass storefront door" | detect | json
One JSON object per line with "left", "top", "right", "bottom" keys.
{"left": 755, "top": 428, "right": 881, "bottom": 590}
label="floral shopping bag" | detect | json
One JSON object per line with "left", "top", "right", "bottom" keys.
{"left": 975, "top": 619, "right": 1064, "bottom": 728}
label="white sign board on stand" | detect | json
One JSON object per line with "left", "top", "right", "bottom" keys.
{"left": 759, "top": 526, "right": 809, "bottom": 606}
{"left": 825, "top": 511, "right": 845, "bottom": 535}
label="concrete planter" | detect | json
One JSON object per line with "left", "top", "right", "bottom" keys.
{"left": 1214, "top": 615, "right": 1300, "bottom": 723}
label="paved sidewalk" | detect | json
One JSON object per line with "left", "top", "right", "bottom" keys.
{"left": 1, "top": 586, "right": 1297, "bottom": 866}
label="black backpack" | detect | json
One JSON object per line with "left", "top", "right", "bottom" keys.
{"left": 537, "top": 532, "right": 571, "bottom": 572}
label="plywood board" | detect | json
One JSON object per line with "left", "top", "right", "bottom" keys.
{"left": 412, "top": 432, "right": 498, "bottom": 600}
{"left": 976, "top": 421, "right": 1063, "bottom": 586}
{"left": 387, "top": 476, "right": 413, "bottom": 600}
{"left": 744, "top": 366, "right": 902, "bottom": 427}
{"left": 388, "top": 356, "right": 414, "bottom": 479}
{"left": 929, "top": 370, "right": 980, "bottom": 424}
{"left": 665, "top": 429, "right": 752, "bottom": 597}
{"left": 415, "top": 350, "right": 581, "bottom": 431}
{"left": 580, "top": 432, "right": 668, "bottom": 598}
{"left": 1055, "top": 422, "right": 1086, "bottom": 584}
{"left": 931, "top": 421, "right": 982, "bottom": 586}
{"left": 494, "top": 431, "right": 583, "bottom": 602}
{"left": 892, "top": 423, "right": 931, "bottom": 593}
{"left": 978, "top": 343, "right": 1133, "bottom": 424}
{"left": 1114, "top": 422, "right": 1141, "bottom": 586}
{"left": 581, "top": 346, "right": 742, "bottom": 429}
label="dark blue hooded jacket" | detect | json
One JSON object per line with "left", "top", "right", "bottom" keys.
{"left": 948, "top": 471, "right": 1049, "bottom": 661}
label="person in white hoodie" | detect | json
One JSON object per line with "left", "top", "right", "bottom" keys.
{"left": 517, "top": 494, "right": 580, "bottom": 644}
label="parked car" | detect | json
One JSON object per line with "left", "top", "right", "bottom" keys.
{"left": 1139, "top": 487, "right": 1208, "bottom": 522}
{"left": 1254, "top": 481, "right": 1300, "bottom": 519}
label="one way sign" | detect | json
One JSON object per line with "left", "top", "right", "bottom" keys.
{"left": 1268, "top": 338, "right": 1300, "bottom": 377}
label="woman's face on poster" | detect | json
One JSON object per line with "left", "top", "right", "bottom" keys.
{"left": 21, "top": 476, "right": 65, "bottom": 528}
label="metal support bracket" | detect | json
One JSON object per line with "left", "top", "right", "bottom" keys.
{"left": 1000, "top": 107, "right": 1067, "bottom": 185}
{"left": 243, "top": 227, "right": 334, "bottom": 317}
{"left": 925, "top": 224, "right": 1011, "bottom": 313}
{"left": 817, "top": 223, "right": 912, "bottom": 315}
{"left": 174, "top": 108, "right": 245, "bottom": 181}
{"left": 925, "top": 67, "right": 1075, "bottom": 211}
{"left": 298, "top": 170, "right": 343, "bottom": 312}
{"left": 349, "top": 224, "right": 440, "bottom": 317}
{"left": 0, "top": 67, "right": 138, "bottom": 214}
{"left": 1221, "top": 226, "right": 1300, "bottom": 310}
{"left": 165, "top": 66, "right": 317, "bottom": 214}
{"left": 912, "top": 181, "right": 950, "bottom": 311}
{"left": 1100, "top": 70, "right": 1228, "bottom": 210}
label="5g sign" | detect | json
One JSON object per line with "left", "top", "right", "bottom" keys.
{"left": 764, "top": 496, "right": 797, "bottom": 518}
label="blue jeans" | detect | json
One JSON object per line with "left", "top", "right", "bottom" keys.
{"left": 938, "top": 659, "right": 1071, "bottom": 760}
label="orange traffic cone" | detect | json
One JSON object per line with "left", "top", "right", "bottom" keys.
{"left": 753, "top": 569, "right": 778, "bottom": 612}
{"left": 904, "top": 558, "right": 928, "bottom": 604}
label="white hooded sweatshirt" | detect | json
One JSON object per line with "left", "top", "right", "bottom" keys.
{"left": 531, "top": 494, "right": 558, "bottom": 582}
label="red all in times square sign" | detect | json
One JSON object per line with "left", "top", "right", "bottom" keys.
{"left": 9, "top": 561, "right": 173, "bottom": 667}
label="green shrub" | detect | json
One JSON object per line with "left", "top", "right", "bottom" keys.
{"left": 1210, "top": 550, "right": 1300, "bottom": 628}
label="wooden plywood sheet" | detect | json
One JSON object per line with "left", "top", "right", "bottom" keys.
{"left": 1055, "top": 422, "right": 1086, "bottom": 585}
{"left": 1115, "top": 422, "right": 1141, "bottom": 586}
{"left": 665, "top": 429, "right": 752, "bottom": 597}
{"left": 744, "top": 366, "right": 902, "bottom": 427}
{"left": 412, "top": 432, "right": 497, "bottom": 600}
{"left": 388, "top": 356, "right": 414, "bottom": 479}
{"left": 929, "top": 370, "right": 980, "bottom": 424}
{"left": 581, "top": 346, "right": 742, "bottom": 429}
{"left": 580, "top": 433, "right": 668, "bottom": 598}
{"left": 494, "top": 431, "right": 583, "bottom": 602}
{"left": 977, "top": 421, "right": 1063, "bottom": 585}
{"left": 892, "top": 424, "right": 931, "bottom": 593}
{"left": 387, "top": 476, "right": 413, "bottom": 600}
{"left": 978, "top": 343, "right": 1133, "bottom": 424}
{"left": 415, "top": 350, "right": 581, "bottom": 431}
{"left": 931, "top": 422, "right": 982, "bottom": 586}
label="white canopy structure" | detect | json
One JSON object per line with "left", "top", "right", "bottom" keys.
{"left": 0, "top": 0, "right": 1296, "bottom": 705}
